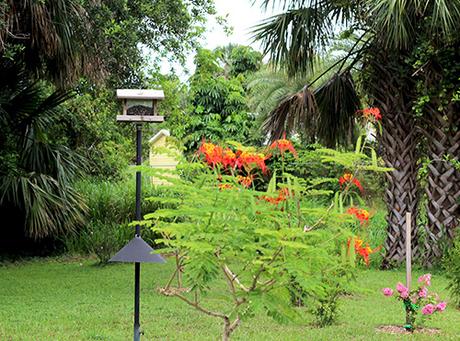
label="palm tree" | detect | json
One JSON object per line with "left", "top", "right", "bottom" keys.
{"left": 252, "top": 0, "right": 460, "bottom": 267}
{"left": 247, "top": 45, "right": 360, "bottom": 146}
{"left": 0, "top": 62, "right": 87, "bottom": 240}
{"left": 0, "top": 0, "right": 97, "bottom": 87}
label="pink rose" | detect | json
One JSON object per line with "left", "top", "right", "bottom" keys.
{"left": 421, "top": 304, "right": 435, "bottom": 315}
{"left": 436, "top": 301, "right": 447, "bottom": 312}
{"left": 418, "top": 274, "right": 431, "bottom": 286}
{"left": 418, "top": 287, "right": 427, "bottom": 298}
{"left": 400, "top": 289, "right": 409, "bottom": 299}
{"left": 382, "top": 288, "right": 393, "bottom": 296}
{"left": 396, "top": 282, "right": 408, "bottom": 293}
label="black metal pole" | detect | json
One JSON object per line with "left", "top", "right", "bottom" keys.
{"left": 134, "top": 124, "right": 142, "bottom": 341}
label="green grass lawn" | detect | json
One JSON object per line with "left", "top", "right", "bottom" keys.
{"left": 1, "top": 257, "right": 459, "bottom": 340}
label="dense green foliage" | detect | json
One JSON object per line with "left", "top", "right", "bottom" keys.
{"left": 65, "top": 176, "right": 166, "bottom": 263}
{"left": 168, "top": 46, "right": 263, "bottom": 151}
{"left": 0, "top": 65, "right": 87, "bottom": 240}
{"left": 0, "top": 0, "right": 219, "bottom": 247}
{"left": 144, "top": 165, "right": 352, "bottom": 338}
{"left": 252, "top": 0, "right": 460, "bottom": 267}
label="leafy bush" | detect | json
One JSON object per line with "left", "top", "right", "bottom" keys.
{"left": 64, "top": 174, "right": 163, "bottom": 263}
{"left": 143, "top": 137, "right": 360, "bottom": 340}
{"left": 312, "top": 285, "right": 342, "bottom": 327}
{"left": 444, "top": 236, "right": 460, "bottom": 308}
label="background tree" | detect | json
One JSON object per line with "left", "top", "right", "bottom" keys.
{"left": 170, "top": 46, "right": 263, "bottom": 151}
{"left": 252, "top": 0, "right": 460, "bottom": 267}
{"left": 0, "top": 0, "right": 218, "bottom": 252}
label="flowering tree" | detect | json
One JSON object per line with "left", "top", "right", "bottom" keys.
{"left": 318, "top": 108, "right": 388, "bottom": 267}
{"left": 144, "top": 138, "right": 353, "bottom": 340}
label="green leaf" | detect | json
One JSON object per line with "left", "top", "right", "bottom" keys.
{"left": 355, "top": 135, "right": 363, "bottom": 154}
{"left": 267, "top": 170, "right": 277, "bottom": 193}
{"left": 280, "top": 240, "right": 310, "bottom": 249}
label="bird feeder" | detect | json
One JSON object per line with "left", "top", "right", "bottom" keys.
{"left": 116, "top": 89, "right": 164, "bottom": 122}
{"left": 111, "top": 89, "right": 166, "bottom": 341}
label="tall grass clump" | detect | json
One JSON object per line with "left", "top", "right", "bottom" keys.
{"left": 65, "top": 174, "right": 162, "bottom": 263}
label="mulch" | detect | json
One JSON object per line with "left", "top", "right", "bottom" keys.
{"left": 376, "top": 325, "right": 440, "bottom": 335}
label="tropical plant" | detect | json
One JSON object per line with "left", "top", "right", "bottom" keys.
{"left": 144, "top": 138, "right": 356, "bottom": 340}
{"left": 0, "top": 65, "right": 86, "bottom": 240}
{"left": 252, "top": 0, "right": 460, "bottom": 267}
{"left": 173, "top": 47, "right": 262, "bottom": 151}
{"left": 248, "top": 42, "right": 361, "bottom": 146}
{"left": 411, "top": 40, "right": 460, "bottom": 266}
{"left": 0, "top": 0, "right": 91, "bottom": 86}
{"left": 0, "top": 0, "right": 218, "bottom": 87}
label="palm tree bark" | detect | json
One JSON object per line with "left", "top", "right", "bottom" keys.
{"left": 363, "top": 50, "right": 420, "bottom": 268}
{"left": 422, "top": 105, "right": 460, "bottom": 266}
{"left": 379, "top": 111, "right": 420, "bottom": 268}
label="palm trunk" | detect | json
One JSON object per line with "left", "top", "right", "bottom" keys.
{"left": 362, "top": 50, "right": 420, "bottom": 268}
{"left": 379, "top": 111, "right": 420, "bottom": 268}
{"left": 422, "top": 105, "right": 460, "bottom": 266}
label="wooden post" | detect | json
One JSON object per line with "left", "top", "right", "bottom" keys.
{"left": 404, "top": 212, "right": 413, "bottom": 330}
{"left": 406, "top": 212, "right": 412, "bottom": 290}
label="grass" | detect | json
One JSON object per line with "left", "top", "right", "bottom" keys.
{"left": 0, "top": 257, "right": 459, "bottom": 340}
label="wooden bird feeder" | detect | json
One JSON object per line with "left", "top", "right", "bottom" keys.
{"left": 116, "top": 89, "right": 165, "bottom": 123}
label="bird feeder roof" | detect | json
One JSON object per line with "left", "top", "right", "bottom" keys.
{"left": 116, "top": 89, "right": 165, "bottom": 100}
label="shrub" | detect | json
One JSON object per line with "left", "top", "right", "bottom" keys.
{"left": 381, "top": 274, "right": 447, "bottom": 331}
{"left": 312, "top": 286, "right": 341, "bottom": 327}
{"left": 144, "top": 139, "right": 357, "bottom": 340}
{"left": 64, "top": 174, "right": 163, "bottom": 263}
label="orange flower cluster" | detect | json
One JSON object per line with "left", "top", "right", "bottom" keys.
{"left": 218, "top": 183, "right": 233, "bottom": 191}
{"left": 237, "top": 175, "right": 253, "bottom": 188}
{"left": 347, "top": 236, "right": 381, "bottom": 266}
{"left": 269, "top": 135, "right": 298, "bottom": 157}
{"left": 235, "top": 151, "right": 268, "bottom": 173}
{"left": 198, "top": 142, "right": 269, "bottom": 174}
{"left": 339, "top": 173, "right": 363, "bottom": 192}
{"left": 358, "top": 107, "right": 382, "bottom": 121}
{"left": 346, "top": 207, "right": 370, "bottom": 224}
{"left": 198, "top": 142, "right": 224, "bottom": 167}
{"left": 222, "top": 148, "right": 236, "bottom": 168}
{"left": 260, "top": 188, "right": 290, "bottom": 205}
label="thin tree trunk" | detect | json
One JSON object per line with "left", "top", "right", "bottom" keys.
{"left": 222, "top": 316, "right": 240, "bottom": 341}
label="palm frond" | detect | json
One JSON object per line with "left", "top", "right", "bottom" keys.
{"left": 1, "top": 0, "right": 96, "bottom": 86}
{"left": 369, "top": 0, "right": 418, "bottom": 49}
{"left": 429, "top": 0, "right": 460, "bottom": 39}
{"left": 252, "top": 6, "right": 333, "bottom": 76}
{"left": 315, "top": 71, "right": 360, "bottom": 147}
{"left": 0, "top": 71, "right": 87, "bottom": 239}
{"left": 0, "top": 173, "right": 86, "bottom": 239}
{"left": 369, "top": 0, "right": 460, "bottom": 49}
{"left": 262, "top": 85, "right": 319, "bottom": 141}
